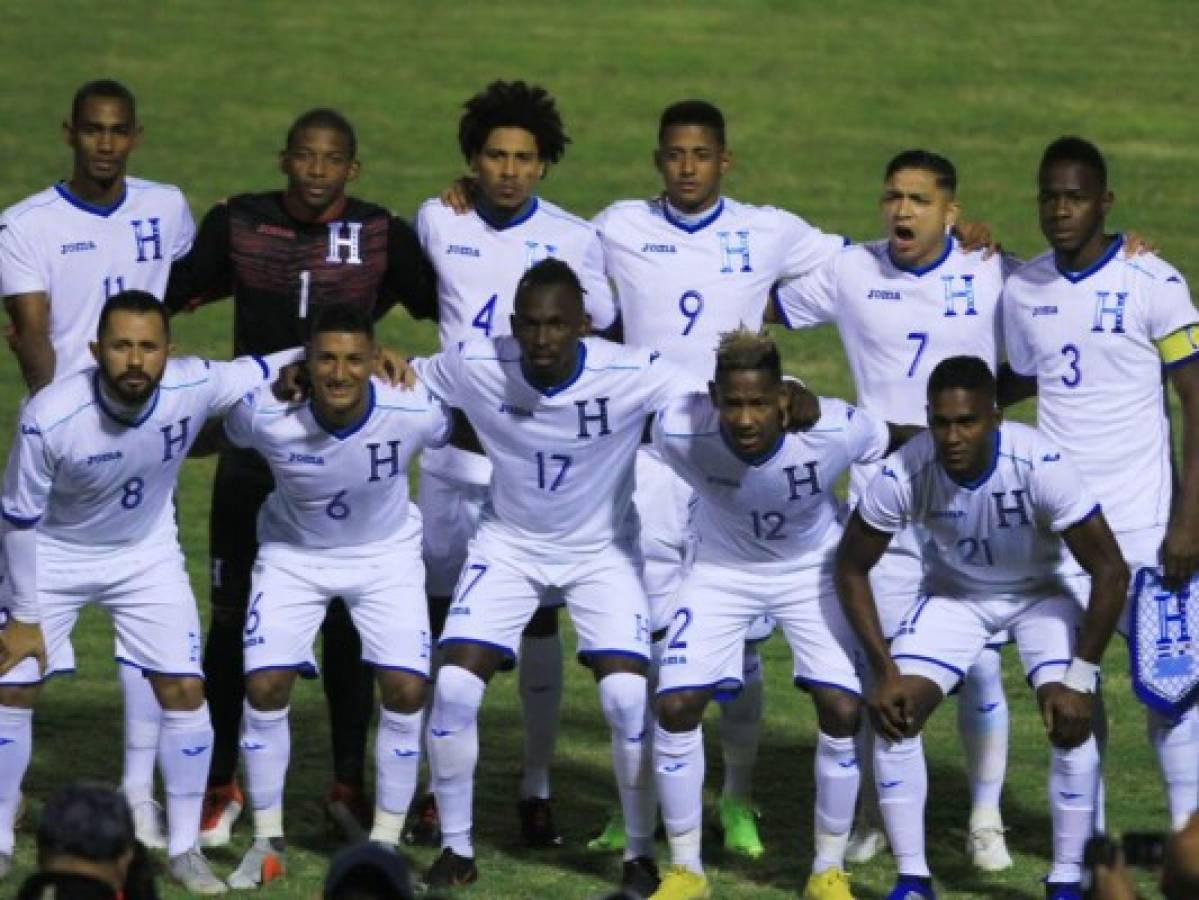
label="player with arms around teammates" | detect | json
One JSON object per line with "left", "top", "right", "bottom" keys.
{"left": 411, "top": 80, "right": 616, "bottom": 848}
{"left": 647, "top": 329, "right": 918, "bottom": 900}
{"left": 835, "top": 356, "right": 1129, "bottom": 900}
{"left": 1002, "top": 136, "right": 1199, "bottom": 833}
{"left": 0, "top": 79, "right": 195, "bottom": 851}
{"left": 164, "top": 108, "right": 437, "bottom": 846}
{"left": 210, "top": 304, "right": 451, "bottom": 890}
{"left": 0, "top": 291, "right": 303, "bottom": 893}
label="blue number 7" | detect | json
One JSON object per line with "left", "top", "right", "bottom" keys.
{"left": 906, "top": 331, "right": 929, "bottom": 378}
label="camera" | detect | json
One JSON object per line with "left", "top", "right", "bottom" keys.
{"left": 1081, "top": 832, "right": 1167, "bottom": 898}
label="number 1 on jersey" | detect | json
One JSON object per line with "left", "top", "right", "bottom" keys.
{"left": 298, "top": 270, "right": 311, "bottom": 319}
{"left": 473, "top": 293, "right": 498, "bottom": 336}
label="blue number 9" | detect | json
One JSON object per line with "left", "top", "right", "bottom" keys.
{"left": 678, "top": 290, "right": 704, "bottom": 336}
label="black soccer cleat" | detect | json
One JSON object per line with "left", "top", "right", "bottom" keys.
{"left": 620, "top": 855, "right": 661, "bottom": 898}
{"left": 518, "top": 797, "right": 564, "bottom": 848}
{"left": 402, "top": 792, "right": 442, "bottom": 847}
{"left": 422, "top": 848, "right": 479, "bottom": 890}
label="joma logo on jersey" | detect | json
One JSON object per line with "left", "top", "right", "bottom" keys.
{"left": 61, "top": 240, "right": 97, "bottom": 255}
{"left": 326, "top": 221, "right": 363, "bottom": 264}
{"left": 86, "top": 451, "right": 123, "bottom": 465}
{"left": 1032, "top": 305, "right": 1059, "bottom": 317}
{"left": 500, "top": 403, "right": 534, "bottom": 418}
{"left": 717, "top": 231, "right": 752, "bottom": 273}
{"left": 641, "top": 243, "right": 677, "bottom": 254}
{"left": 1091, "top": 291, "right": 1128, "bottom": 333}
{"left": 941, "top": 274, "right": 977, "bottom": 317}
{"left": 256, "top": 224, "right": 295, "bottom": 239}
{"left": 447, "top": 244, "right": 480, "bottom": 257}
{"left": 706, "top": 475, "right": 740, "bottom": 488}
{"left": 287, "top": 452, "right": 325, "bottom": 466}
{"left": 867, "top": 289, "right": 901, "bottom": 301}
{"left": 929, "top": 509, "right": 965, "bottom": 519}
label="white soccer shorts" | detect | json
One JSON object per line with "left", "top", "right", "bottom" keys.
{"left": 243, "top": 542, "right": 431, "bottom": 679}
{"left": 417, "top": 468, "right": 489, "bottom": 598}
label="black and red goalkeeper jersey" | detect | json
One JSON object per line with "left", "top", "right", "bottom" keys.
{"left": 165, "top": 191, "right": 436, "bottom": 355}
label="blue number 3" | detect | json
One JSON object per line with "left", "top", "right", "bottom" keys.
{"left": 1061, "top": 344, "right": 1081, "bottom": 388}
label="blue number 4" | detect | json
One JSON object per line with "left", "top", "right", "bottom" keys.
{"left": 473, "top": 293, "right": 498, "bottom": 336}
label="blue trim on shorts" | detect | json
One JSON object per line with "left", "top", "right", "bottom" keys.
{"left": 2, "top": 666, "right": 77, "bottom": 687}
{"left": 115, "top": 657, "right": 205, "bottom": 680}
{"left": 984, "top": 638, "right": 1012, "bottom": 649}
{"left": 365, "top": 662, "right": 432, "bottom": 682}
{"left": 437, "top": 637, "right": 516, "bottom": 659}
{"left": 893, "top": 653, "right": 964, "bottom": 679}
{"left": 245, "top": 662, "right": 319, "bottom": 680}
{"left": 577, "top": 648, "right": 651, "bottom": 666}
{"left": 1026, "top": 657, "right": 1070, "bottom": 687}
{"left": 793, "top": 675, "right": 862, "bottom": 699}
{"left": 655, "top": 678, "right": 742, "bottom": 699}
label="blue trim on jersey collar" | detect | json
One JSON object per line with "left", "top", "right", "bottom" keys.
{"left": 523, "top": 342, "right": 587, "bottom": 397}
{"left": 93, "top": 371, "right": 160, "bottom": 427}
{"left": 475, "top": 195, "right": 539, "bottom": 231}
{"left": 889, "top": 236, "right": 954, "bottom": 276}
{"left": 1055, "top": 233, "right": 1124, "bottom": 283}
{"left": 947, "top": 430, "right": 1000, "bottom": 490}
{"left": 662, "top": 197, "right": 725, "bottom": 234}
{"left": 54, "top": 181, "right": 128, "bottom": 218}
{"left": 313, "top": 381, "right": 376, "bottom": 440}
{"left": 721, "top": 428, "right": 786, "bottom": 467}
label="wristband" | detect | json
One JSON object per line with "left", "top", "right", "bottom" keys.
{"left": 1061, "top": 657, "right": 1100, "bottom": 693}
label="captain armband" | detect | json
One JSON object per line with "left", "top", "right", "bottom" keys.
{"left": 1156, "top": 324, "right": 1199, "bottom": 368}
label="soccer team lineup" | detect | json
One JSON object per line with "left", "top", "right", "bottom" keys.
{"left": 0, "top": 73, "right": 1197, "bottom": 900}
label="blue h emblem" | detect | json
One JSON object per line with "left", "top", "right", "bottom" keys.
{"left": 131, "top": 218, "right": 163, "bottom": 262}
{"left": 1153, "top": 587, "right": 1194, "bottom": 680}
{"left": 941, "top": 275, "right": 977, "bottom": 317}
{"left": 718, "top": 230, "right": 752, "bottom": 273}
{"left": 524, "top": 241, "right": 557, "bottom": 269}
{"left": 1091, "top": 291, "right": 1128, "bottom": 333}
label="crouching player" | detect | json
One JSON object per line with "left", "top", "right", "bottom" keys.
{"left": 649, "top": 329, "right": 914, "bottom": 900}
{"left": 0, "top": 290, "right": 302, "bottom": 893}
{"left": 220, "top": 304, "right": 451, "bottom": 889}
{"left": 835, "top": 356, "right": 1128, "bottom": 900}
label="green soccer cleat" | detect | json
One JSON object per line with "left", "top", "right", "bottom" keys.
{"left": 718, "top": 796, "right": 764, "bottom": 859}
{"left": 587, "top": 808, "right": 626, "bottom": 853}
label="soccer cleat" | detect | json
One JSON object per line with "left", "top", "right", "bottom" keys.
{"left": 621, "top": 855, "right": 661, "bottom": 898}
{"left": 518, "top": 796, "right": 564, "bottom": 847}
{"left": 169, "top": 846, "right": 229, "bottom": 895}
{"left": 587, "top": 808, "right": 626, "bottom": 853}
{"left": 199, "top": 781, "right": 244, "bottom": 848}
{"left": 1045, "top": 882, "right": 1082, "bottom": 900}
{"left": 649, "top": 865, "right": 710, "bottom": 899}
{"left": 401, "top": 791, "right": 441, "bottom": 847}
{"left": 131, "top": 798, "right": 168, "bottom": 850}
{"left": 325, "top": 782, "right": 371, "bottom": 843}
{"left": 967, "top": 823, "right": 1013, "bottom": 871}
{"left": 227, "top": 837, "right": 285, "bottom": 889}
{"left": 718, "top": 796, "right": 764, "bottom": 859}
{"left": 803, "top": 867, "right": 855, "bottom": 900}
{"left": 884, "top": 874, "right": 935, "bottom": 900}
{"left": 845, "top": 825, "right": 888, "bottom": 864}
{"left": 421, "top": 848, "right": 478, "bottom": 889}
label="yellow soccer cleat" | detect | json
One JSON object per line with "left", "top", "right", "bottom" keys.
{"left": 650, "top": 865, "right": 711, "bottom": 900}
{"left": 803, "top": 866, "right": 855, "bottom": 900}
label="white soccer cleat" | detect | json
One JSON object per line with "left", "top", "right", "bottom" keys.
{"left": 845, "top": 825, "right": 888, "bottom": 864}
{"left": 169, "top": 846, "right": 228, "bottom": 895}
{"left": 227, "top": 837, "right": 286, "bottom": 890}
{"left": 131, "top": 798, "right": 167, "bottom": 850}
{"left": 966, "top": 823, "right": 1013, "bottom": 871}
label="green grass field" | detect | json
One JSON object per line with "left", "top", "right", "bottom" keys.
{"left": 1, "top": 2, "right": 1196, "bottom": 896}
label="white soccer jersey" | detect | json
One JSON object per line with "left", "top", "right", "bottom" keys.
{"left": 1003, "top": 237, "right": 1198, "bottom": 533}
{"left": 1, "top": 355, "right": 278, "bottom": 550}
{"left": 0, "top": 178, "right": 195, "bottom": 381}
{"left": 857, "top": 423, "right": 1099, "bottom": 601}
{"left": 223, "top": 379, "right": 451, "bottom": 551}
{"left": 653, "top": 395, "right": 890, "bottom": 571}
{"left": 412, "top": 336, "right": 683, "bottom": 553}
{"left": 593, "top": 196, "right": 844, "bottom": 390}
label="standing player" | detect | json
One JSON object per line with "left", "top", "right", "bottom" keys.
{"left": 164, "top": 107, "right": 437, "bottom": 845}
{"left": 218, "top": 305, "right": 450, "bottom": 889}
{"left": 771, "top": 150, "right": 1017, "bottom": 868}
{"left": 835, "top": 356, "right": 1129, "bottom": 900}
{"left": 649, "top": 329, "right": 914, "bottom": 900}
{"left": 0, "top": 290, "right": 300, "bottom": 892}
{"left": 0, "top": 79, "right": 195, "bottom": 849}
{"left": 1002, "top": 136, "right": 1199, "bottom": 831}
{"left": 412, "top": 80, "right": 615, "bottom": 847}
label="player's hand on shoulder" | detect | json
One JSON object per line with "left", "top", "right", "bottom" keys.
{"left": 952, "top": 219, "right": 1001, "bottom": 259}
{"left": 781, "top": 379, "right": 819, "bottom": 432}
{"left": 0, "top": 619, "right": 46, "bottom": 677}
{"left": 376, "top": 347, "right": 417, "bottom": 389}
{"left": 272, "top": 362, "right": 309, "bottom": 403}
{"left": 1040, "top": 682, "right": 1093, "bottom": 749}
{"left": 1123, "top": 230, "right": 1156, "bottom": 257}
{"left": 441, "top": 177, "right": 477, "bottom": 215}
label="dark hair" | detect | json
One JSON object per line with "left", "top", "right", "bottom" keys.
{"left": 884, "top": 149, "right": 957, "bottom": 194}
{"left": 286, "top": 108, "right": 357, "bottom": 159}
{"left": 324, "top": 842, "right": 414, "bottom": 900}
{"left": 458, "top": 80, "right": 568, "bottom": 165}
{"left": 514, "top": 258, "right": 585, "bottom": 308}
{"left": 97, "top": 290, "right": 169, "bottom": 340}
{"left": 1039, "top": 135, "right": 1107, "bottom": 190}
{"left": 927, "top": 355, "right": 996, "bottom": 401}
{"left": 714, "top": 328, "right": 782, "bottom": 382}
{"left": 658, "top": 100, "right": 726, "bottom": 148}
{"left": 71, "top": 79, "right": 136, "bottom": 125}
{"left": 307, "top": 302, "right": 374, "bottom": 342}
{"left": 37, "top": 782, "right": 135, "bottom": 864}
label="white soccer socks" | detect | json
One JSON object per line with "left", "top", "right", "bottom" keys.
{"left": 958, "top": 649, "right": 1009, "bottom": 817}
{"left": 518, "top": 633, "right": 563, "bottom": 800}
{"left": 813, "top": 731, "right": 859, "bottom": 874}
{"left": 159, "top": 703, "right": 215, "bottom": 857}
{"left": 427, "top": 665, "right": 485, "bottom": 859}
{"left": 719, "top": 650, "right": 763, "bottom": 803}
{"left": 654, "top": 722, "right": 705, "bottom": 875}
{"left": 598, "top": 671, "right": 655, "bottom": 861}
{"left": 240, "top": 703, "right": 289, "bottom": 840}
{"left": 1148, "top": 705, "right": 1199, "bottom": 831}
{"left": 0, "top": 705, "right": 32, "bottom": 856}
{"left": 875, "top": 735, "right": 931, "bottom": 878}
{"left": 120, "top": 664, "right": 162, "bottom": 808}
{"left": 372, "top": 707, "right": 423, "bottom": 845}
{"left": 1047, "top": 736, "right": 1100, "bottom": 884}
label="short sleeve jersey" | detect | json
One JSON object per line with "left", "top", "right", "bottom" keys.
{"left": 415, "top": 196, "right": 616, "bottom": 349}
{"left": 1002, "top": 237, "right": 1199, "bottom": 532}
{"left": 0, "top": 178, "right": 195, "bottom": 380}
{"left": 653, "top": 395, "right": 890, "bottom": 571}
{"left": 164, "top": 192, "right": 436, "bottom": 356}
{"left": 412, "top": 336, "right": 683, "bottom": 553}
{"left": 224, "top": 380, "right": 451, "bottom": 551}
{"left": 593, "top": 196, "right": 844, "bottom": 390}
{"left": 856, "top": 423, "right": 1099, "bottom": 601}
{"left": 1, "top": 355, "right": 273, "bottom": 548}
